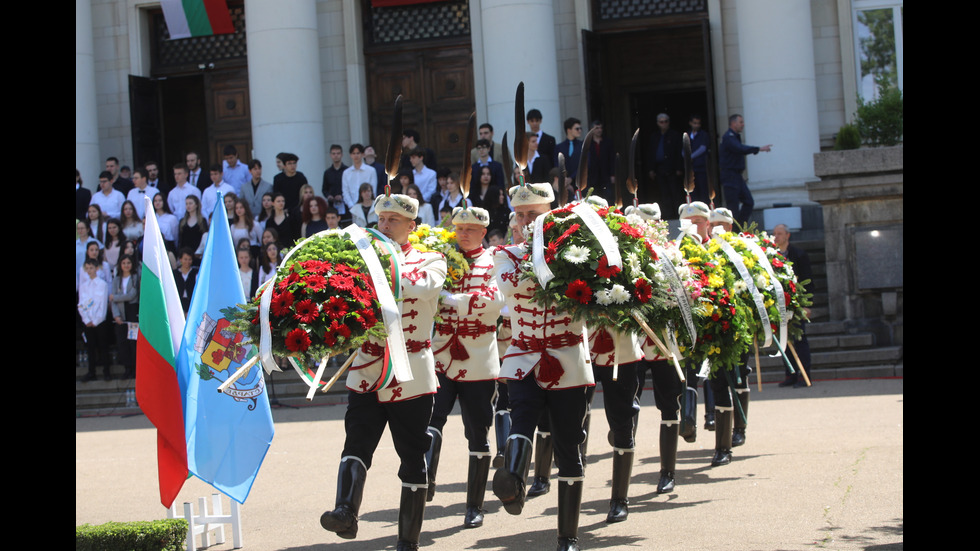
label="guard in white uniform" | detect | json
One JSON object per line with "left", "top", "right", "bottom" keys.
{"left": 320, "top": 192, "right": 447, "bottom": 551}
{"left": 426, "top": 205, "right": 504, "bottom": 529}
{"left": 492, "top": 182, "right": 594, "bottom": 551}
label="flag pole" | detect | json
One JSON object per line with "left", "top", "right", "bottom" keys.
{"left": 787, "top": 341, "right": 811, "bottom": 387}
{"left": 754, "top": 337, "right": 762, "bottom": 392}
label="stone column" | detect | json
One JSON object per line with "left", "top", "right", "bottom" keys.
{"left": 76, "top": 0, "right": 100, "bottom": 191}
{"left": 735, "top": 0, "right": 821, "bottom": 207}
{"left": 245, "top": 0, "right": 326, "bottom": 191}
{"left": 478, "top": 0, "right": 562, "bottom": 148}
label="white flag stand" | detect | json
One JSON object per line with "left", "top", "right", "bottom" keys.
{"left": 167, "top": 493, "right": 242, "bottom": 550}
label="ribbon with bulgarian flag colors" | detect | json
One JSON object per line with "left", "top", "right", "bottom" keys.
{"left": 136, "top": 197, "right": 189, "bottom": 508}
{"left": 161, "top": 0, "right": 235, "bottom": 40}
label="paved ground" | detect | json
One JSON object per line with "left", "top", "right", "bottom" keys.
{"left": 76, "top": 377, "right": 903, "bottom": 550}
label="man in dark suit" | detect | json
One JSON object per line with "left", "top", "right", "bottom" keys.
{"left": 76, "top": 169, "right": 92, "bottom": 220}
{"left": 527, "top": 109, "right": 556, "bottom": 171}
{"left": 646, "top": 113, "right": 683, "bottom": 216}
{"left": 586, "top": 120, "right": 616, "bottom": 203}
{"left": 687, "top": 115, "right": 711, "bottom": 205}
{"left": 554, "top": 117, "right": 583, "bottom": 189}
{"left": 105, "top": 157, "right": 133, "bottom": 197}
{"left": 400, "top": 129, "right": 437, "bottom": 172}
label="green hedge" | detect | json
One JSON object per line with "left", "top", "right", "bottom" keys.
{"left": 76, "top": 519, "right": 188, "bottom": 551}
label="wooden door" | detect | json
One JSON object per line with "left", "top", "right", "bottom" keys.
{"left": 366, "top": 46, "right": 475, "bottom": 175}
{"left": 204, "top": 67, "right": 252, "bottom": 166}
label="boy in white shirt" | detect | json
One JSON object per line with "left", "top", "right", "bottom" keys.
{"left": 78, "top": 258, "right": 111, "bottom": 382}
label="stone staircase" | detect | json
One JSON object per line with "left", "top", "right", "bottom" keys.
{"left": 74, "top": 234, "right": 903, "bottom": 416}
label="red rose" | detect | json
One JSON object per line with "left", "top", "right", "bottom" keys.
{"left": 566, "top": 280, "right": 593, "bottom": 304}
{"left": 293, "top": 299, "right": 319, "bottom": 323}
{"left": 285, "top": 328, "right": 312, "bottom": 352}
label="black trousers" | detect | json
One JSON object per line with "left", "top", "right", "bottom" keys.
{"left": 593, "top": 362, "right": 641, "bottom": 449}
{"left": 429, "top": 372, "right": 495, "bottom": 453}
{"left": 637, "top": 359, "right": 683, "bottom": 422}
{"left": 341, "top": 390, "right": 435, "bottom": 485}
{"left": 507, "top": 374, "right": 591, "bottom": 478}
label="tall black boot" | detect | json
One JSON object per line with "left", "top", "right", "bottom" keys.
{"left": 493, "top": 411, "right": 511, "bottom": 469}
{"left": 557, "top": 479, "right": 584, "bottom": 551}
{"left": 492, "top": 434, "right": 533, "bottom": 515}
{"left": 732, "top": 390, "right": 749, "bottom": 447}
{"left": 679, "top": 387, "right": 698, "bottom": 443}
{"left": 606, "top": 449, "right": 634, "bottom": 523}
{"left": 424, "top": 427, "right": 442, "bottom": 502}
{"left": 320, "top": 457, "right": 367, "bottom": 539}
{"left": 527, "top": 431, "right": 553, "bottom": 497}
{"left": 464, "top": 454, "right": 492, "bottom": 528}
{"left": 657, "top": 423, "right": 678, "bottom": 494}
{"left": 396, "top": 484, "right": 427, "bottom": 551}
{"left": 711, "top": 409, "right": 733, "bottom": 466}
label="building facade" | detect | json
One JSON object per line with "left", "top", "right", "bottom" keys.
{"left": 76, "top": 0, "right": 903, "bottom": 220}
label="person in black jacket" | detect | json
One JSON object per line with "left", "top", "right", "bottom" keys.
{"left": 646, "top": 113, "right": 683, "bottom": 217}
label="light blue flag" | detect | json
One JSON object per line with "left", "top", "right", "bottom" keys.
{"left": 176, "top": 192, "right": 274, "bottom": 504}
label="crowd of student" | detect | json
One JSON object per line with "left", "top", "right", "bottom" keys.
{"left": 75, "top": 138, "right": 517, "bottom": 383}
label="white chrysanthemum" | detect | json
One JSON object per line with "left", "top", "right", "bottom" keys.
{"left": 595, "top": 289, "right": 614, "bottom": 306}
{"left": 553, "top": 215, "right": 579, "bottom": 224}
{"left": 756, "top": 274, "right": 769, "bottom": 289}
{"left": 625, "top": 213, "right": 645, "bottom": 227}
{"left": 625, "top": 252, "right": 641, "bottom": 277}
{"left": 563, "top": 245, "right": 590, "bottom": 264}
{"left": 610, "top": 284, "right": 630, "bottom": 304}
{"left": 733, "top": 280, "right": 748, "bottom": 294}
{"left": 674, "top": 266, "right": 691, "bottom": 280}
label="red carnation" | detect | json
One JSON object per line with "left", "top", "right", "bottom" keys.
{"left": 293, "top": 299, "right": 319, "bottom": 323}
{"left": 596, "top": 255, "right": 621, "bottom": 279}
{"left": 772, "top": 258, "right": 784, "bottom": 268}
{"left": 619, "top": 222, "right": 642, "bottom": 239}
{"left": 357, "top": 309, "right": 377, "bottom": 329}
{"left": 330, "top": 273, "right": 355, "bottom": 291}
{"left": 330, "top": 319, "right": 352, "bottom": 340}
{"left": 324, "top": 296, "right": 349, "bottom": 318}
{"left": 566, "top": 280, "right": 593, "bottom": 304}
{"left": 635, "top": 278, "right": 653, "bottom": 303}
{"left": 285, "top": 328, "right": 312, "bottom": 352}
{"left": 270, "top": 292, "right": 294, "bottom": 317}
{"left": 303, "top": 274, "right": 328, "bottom": 293}
{"left": 545, "top": 241, "right": 559, "bottom": 263}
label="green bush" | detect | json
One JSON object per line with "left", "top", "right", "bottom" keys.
{"left": 855, "top": 75, "right": 903, "bottom": 147}
{"left": 834, "top": 124, "right": 862, "bottom": 150}
{"left": 76, "top": 519, "right": 188, "bottom": 551}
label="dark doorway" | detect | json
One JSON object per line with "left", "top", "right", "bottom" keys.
{"left": 583, "top": 20, "right": 716, "bottom": 218}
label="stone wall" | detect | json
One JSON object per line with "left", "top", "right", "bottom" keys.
{"left": 808, "top": 145, "right": 903, "bottom": 345}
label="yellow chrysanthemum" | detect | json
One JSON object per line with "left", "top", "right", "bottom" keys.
{"left": 707, "top": 274, "right": 724, "bottom": 289}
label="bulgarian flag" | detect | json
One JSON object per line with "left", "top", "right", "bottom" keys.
{"left": 137, "top": 197, "right": 189, "bottom": 508}
{"left": 161, "top": 0, "right": 235, "bottom": 40}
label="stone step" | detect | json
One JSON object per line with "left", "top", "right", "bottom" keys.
{"left": 754, "top": 345, "right": 902, "bottom": 370}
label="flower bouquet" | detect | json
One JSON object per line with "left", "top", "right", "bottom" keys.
{"left": 676, "top": 233, "right": 754, "bottom": 374}
{"left": 408, "top": 224, "right": 468, "bottom": 288}
{"left": 226, "top": 228, "right": 398, "bottom": 397}
{"left": 712, "top": 231, "right": 785, "bottom": 348}
{"left": 518, "top": 201, "right": 666, "bottom": 335}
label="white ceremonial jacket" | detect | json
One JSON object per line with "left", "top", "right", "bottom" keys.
{"left": 588, "top": 327, "right": 644, "bottom": 367}
{"left": 432, "top": 247, "right": 504, "bottom": 381}
{"left": 347, "top": 245, "right": 447, "bottom": 402}
{"left": 492, "top": 244, "right": 594, "bottom": 389}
